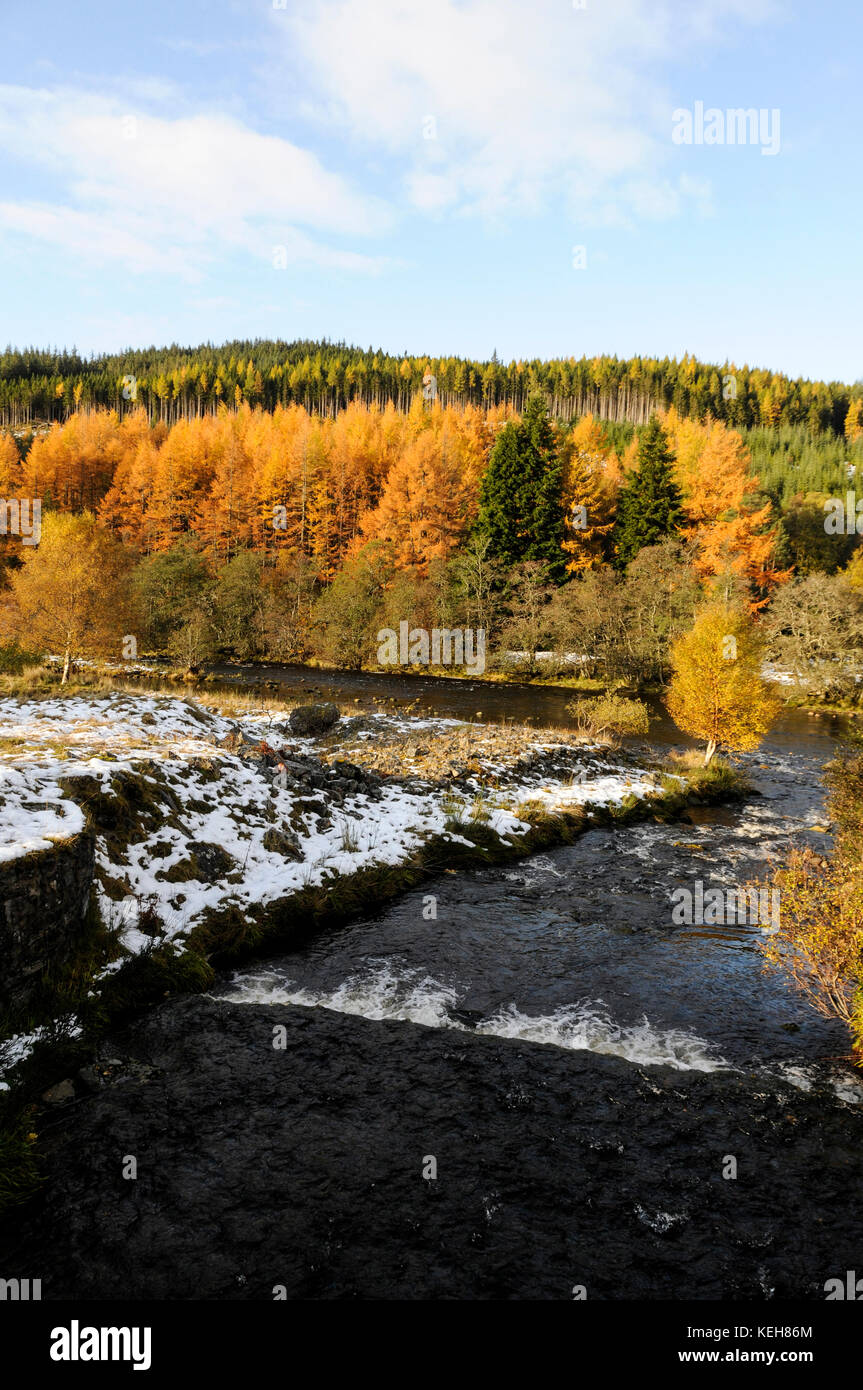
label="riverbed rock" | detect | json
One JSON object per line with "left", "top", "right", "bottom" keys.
{"left": 41, "top": 1079, "right": 75, "bottom": 1105}
{"left": 10, "top": 995, "right": 863, "bottom": 1300}
{"left": 288, "top": 702, "right": 340, "bottom": 737}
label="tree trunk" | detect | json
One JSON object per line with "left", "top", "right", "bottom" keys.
{"left": 703, "top": 739, "right": 717, "bottom": 767}
{"left": 61, "top": 649, "right": 71, "bottom": 685}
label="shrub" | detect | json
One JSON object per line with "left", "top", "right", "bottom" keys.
{"left": 566, "top": 692, "right": 650, "bottom": 742}
{"left": 761, "top": 747, "right": 863, "bottom": 1059}
{"left": 0, "top": 641, "right": 43, "bottom": 674}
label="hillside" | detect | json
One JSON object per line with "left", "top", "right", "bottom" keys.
{"left": 2, "top": 338, "right": 861, "bottom": 440}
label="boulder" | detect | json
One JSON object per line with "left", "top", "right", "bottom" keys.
{"left": 288, "top": 702, "right": 340, "bottom": 737}
{"left": 262, "top": 827, "right": 303, "bottom": 860}
{"left": 42, "top": 1079, "right": 75, "bottom": 1105}
{"left": 189, "top": 841, "right": 235, "bottom": 879}
{"left": 160, "top": 841, "right": 235, "bottom": 884}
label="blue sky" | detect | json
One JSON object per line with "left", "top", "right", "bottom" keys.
{"left": 0, "top": 0, "right": 860, "bottom": 382}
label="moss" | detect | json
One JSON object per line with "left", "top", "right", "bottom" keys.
{"left": 96, "top": 941, "right": 215, "bottom": 1023}
{"left": 157, "top": 858, "right": 200, "bottom": 884}
{"left": 157, "top": 842, "right": 234, "bottom": 883}
{"left": 97, "top": 870, "right": 132, "bottom": 902}
{"left": 60, "top": 768, "right": 182, "bottom": 862}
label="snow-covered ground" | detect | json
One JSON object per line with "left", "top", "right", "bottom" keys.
{"left": 0, "top": 693, "right": 657, "bottom": 963}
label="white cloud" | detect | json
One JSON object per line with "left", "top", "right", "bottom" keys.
{"left": 276, "top": 0, "right": 776, "bottom": 223}
{"left": 0, "top": 85, "right": 392, "bottom": 278}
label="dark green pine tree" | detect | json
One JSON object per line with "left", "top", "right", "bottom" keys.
{"left": 477, "top": 394, "right": 566, "bottom": 580}
{"left": 477, "top": 420, "right": 523, "bottom": 564}
{"left": 613, "top": 415, "right": 683, "bottom": 567}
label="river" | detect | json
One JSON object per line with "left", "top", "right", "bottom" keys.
{"left": 3, "top": 667, "right": 862, "bottom": 1300}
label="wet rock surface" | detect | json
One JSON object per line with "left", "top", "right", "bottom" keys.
{"left": 288, "top": 702, "right": 340, "bottom": 737}
{"left": 4, "top": 995, "right": 863, "bottom": 1301}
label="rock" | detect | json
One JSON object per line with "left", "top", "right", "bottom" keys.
{"left": 288, "top": 702, "right": 340, "bottom": 737}
{"left": 337, "top": 715, "right": 379, "bottom": 738}
{"left": 262, "top": 828, "right": 303, "bottom": 860}
{"left": 331, "top": 759, "right": 367, "bottom": 781}
{"left": 42, "top": 1079, "right": 75, "bottom": 1104}
{"left": 77, "top": 1064, "right": 103, "bottom": 1093}
{"left": 161, "top": 842, "right": 235, "bottom": 883}
{"left": 217, "top": 728, "right": 245, "bottom": 751}
{"left": 191, "top": 841, "right": 235, "bottom": 879}
{"left": 280, "top": 759, "right": 318, "bottom": 778}
{"left": 447, "top": 1007, "right": 485, "bottom": 1029}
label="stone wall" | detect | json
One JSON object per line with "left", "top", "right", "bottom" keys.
{"left": 0, "top": 833, "right": 95, "bottom": 1012}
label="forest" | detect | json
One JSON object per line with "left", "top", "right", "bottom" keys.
{"left": 1, "top": 338, "right": 862, "bottom": 440}
{"left": 2, "top": 376, "right": 863, "bottom": 700}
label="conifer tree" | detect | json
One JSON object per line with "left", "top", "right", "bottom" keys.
{"left": 476, "top": 420, "right": 522, "bottom": 564}
{"left": 613, "top": 415, "right": 682, "bottom": 567}
{"left": 561, "top": 414, "right": 618, "bottom": 572}
{"left": 477, "top": 395, "right": 565, "bottom": 578}
{"left": 846, "top": 399, "right": 863, "bottom": 444}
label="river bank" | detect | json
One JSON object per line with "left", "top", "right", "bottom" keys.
{"left": 0, "top": 687, "right": 741, "bottom": 1100}
{"left": 2, "top": 673, "right": 860, "bottom": 1300}
{"left": 2, "top": 710, "right": 862, "bottom": 1299}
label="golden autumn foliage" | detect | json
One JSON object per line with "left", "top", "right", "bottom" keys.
{"left": 0, "top": 399, "right": 800, "bottom": 609}
{"left": 762, "top": 751, "right": 863, "bottom": 1057}
{"left": 666, "top": 602, "right": 781, "bottom": 765}
{"left": 0, "top": 431, "right": 21, "bottom": 493}
{"left": 560, "top": 414, "right": 620, "bottom": 572}
{"left": 843, "top": 547, "right": 863, "bottom": 588}
{"left": 21, "top": 402, "right": 509, "bottom": 577}
{"left": 762, "top": 849, "right": 863, "bottom": 1055}
{"left": 659, "top": 408, "right": 787, "bottom": 603}
{"left": 8, "top": 512, "right": 132, "bottom": 682}
{"left": 358, "top": 401, "right": 503, "bottom": 572}
{"left": 845, "top": 399, "right": 863, "bottom": 444}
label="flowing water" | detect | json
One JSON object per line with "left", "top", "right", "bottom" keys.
{"left": 4, "top": 669, "right": 862, "bottom": 1300}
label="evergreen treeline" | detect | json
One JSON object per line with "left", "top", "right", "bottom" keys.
{"left": 1, "top": 338, "right": 860, "bottom": 440}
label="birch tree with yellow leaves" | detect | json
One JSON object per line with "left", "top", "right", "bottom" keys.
{"left": 666, "top": 601, "right": 780, "bottom": 765}
{"left": 9, "top": 513, "right": 132, "bottom": 682}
